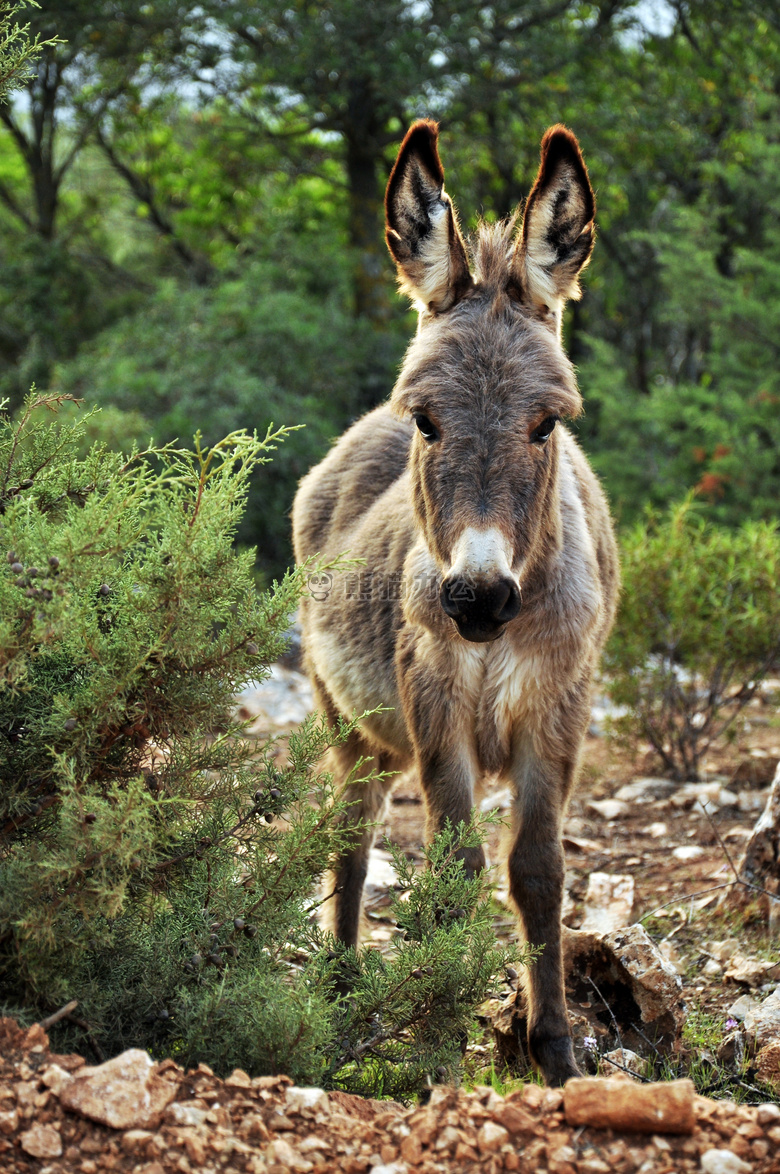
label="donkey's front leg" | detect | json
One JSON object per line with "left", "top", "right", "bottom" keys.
{"left": 402, "top": 653, "right": 484, "bottom": 875}
{"left": 322, "top": 732, "right": 396, "bottom": 948}
{"left": 417, "top": 745, "right": 485, "bottom": 877}
{"left": 508, "top": 734, "right": 580, "bottom": 1087}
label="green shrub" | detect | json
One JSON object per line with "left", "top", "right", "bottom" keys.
{"left": 605, "top": 497, "right": 780, "bottom": 780}
{"left": 0, "top": 392, "right": 512, "bottom": 1096}
{"left": 325, "top": 817, "right": 517, "bottom": 1101}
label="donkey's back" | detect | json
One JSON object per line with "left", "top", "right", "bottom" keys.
{"left": 292, "top": 120, "right": 618, "bottom": 1088}
{"left": 294, "top": 406, "right": 413, "bottom": 565}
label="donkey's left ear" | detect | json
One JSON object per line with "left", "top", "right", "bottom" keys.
{"left": 385, "top": 120, "right": 472, "bottom": 313}
{"left": 513, "top": 125, "right": 595, "bottom": 318}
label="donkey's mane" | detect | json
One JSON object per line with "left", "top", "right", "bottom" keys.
{"left": 469, "top": 215, "right": 520, "bottom": 288}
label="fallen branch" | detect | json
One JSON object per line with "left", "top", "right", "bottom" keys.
{"left": 37, "top": 999, "right": 78, "bottom": 1031}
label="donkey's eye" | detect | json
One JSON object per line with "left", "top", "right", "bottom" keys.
{"left": 530, "top": 415, "right": 559, "bottom": 445}
{"left": 413, "top": 413, "right": 440, "bottom": 443}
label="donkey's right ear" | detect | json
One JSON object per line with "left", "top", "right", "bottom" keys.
{"left": 385, "top": 120, "right": 472, "bottom": 313}
{"left": 512, "top": 125, "right": 595, "bottom": 321}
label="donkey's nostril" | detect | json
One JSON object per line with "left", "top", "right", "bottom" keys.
{"left": 495, "top": 578, "right": 521, "bottom": 623}
{"left": 440, "top": 577, "right": 469, "bottom": 619}
{"left": 440, "top": 576, "right": 521, "bottom": 628}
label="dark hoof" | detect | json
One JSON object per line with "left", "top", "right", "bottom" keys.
{"left": 530, "top": 1033, "right": 581, "bottom": 1087}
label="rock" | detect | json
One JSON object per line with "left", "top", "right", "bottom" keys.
{"left": 364, "top": 850, "right": 400, "bottom": 901}
{"left": 699, "top": 1150, "right": 752, "bottom": 1174}
{"left": 754, "top": 1039, "right": 780, "bottom": 1088}
{"left": 165, "top": 1101, "right": 208, "bottom": 1128}
{"left": 613, "top": 778, "right": 677, "bottom": 803}
{"left": 736, "top": 790, "right": 766, "bottom": 813}
{"left": 580, "top": 873, "right": 635, "bottom": 934}
{"left": 237, "top": 665, "right": 313, "bottom": 732}
{"left": 670, "top": 783, "right": 738, "bottom": 811}
{"left": 564, "top": 924, "right": 686, "bottom": 1051}
{"left": 266, "top": 1137, "right": 314, "bottom": 1172}
{"left": 564, "top": 1077, "right": 694, "bottom": 1133}
{"left": 23, "top": 1023, "right": 49, "bottom": 1051}
{"left": 644, "top": 821, "right": 669, "bottom": 838}
{"left": 577, "top": 1158, "right": 611, "bottom": 1174}
{"left": 400, "top": 1133, "right": 423, "bottom": 1164}
{"left": 121, "top": 1129, "right": 155, "bottom": 1153}
{"left": 757, "top": 1102, "right": 780, "bottom": 1124}
{"left": 658, "top": 940, "right": 684, "bottom": 973}
{"left": 587, "top": 799, "right": 630, "bottom": 821}
{"left": 477, "top": 1121, "right": 509, "bottom": 1151}
{"left": 707, "top": 939, "right": 738, "bottom": 963}
{"left": 702, "top": 958, "right": 722, "bottom": 977}
{"left": 285, "top": 1086, "right": 330, "bottom": 1115}
{"left": 561, "top": 833, "right": 603, "bottom": 854}
{"left": 493, "top": 1101, "right": 536, "bottom": 1135}
{"left": 487, "top": 989, "right": 531, "bottom": 1068}
{"left": 603, "top": 924, "right": 685, "bottom": 1026}
{"left": 495, "top": 924, "right": 686, "bottom": 1067}
{"left": 742, "top": 986, "right": 780, "bottom": 1051}
{"left": 19, "top": 1122, "right": 63, "bottom": 1158}
{"left": 15, "top": 1079, "right": 39, "bottom": 1107}
{"left": 715, "top": 1030, "right": 744, "bottom": 1066}
{"left": 58, "top": 1048, "right": 178, "bottom": 1129}
{"left": 434, "top": 1124, "right": 460, "bottom": 1151}
{"left": 600, "top": 1048, "right": 646, "bottom": 1079}
{"left": 724, "top": 954, "right": 780, "bottom": 986}
{"left": 480, "top": 786, "right": 512, "bottom": 813}
{"left": 298, "top": 1135, "right": 327, "bottom": 1154}
{"left": 672, "top": 845, "right": 706, "bottom": 861}
{"left": 40, "top": 1063, "right": 74, "bottom": 1096}
{"left": 0, "top": 1108, "right": 18, "bottom": 1134}
{"left": 726, "top": 993, "right": 757, "bottom": 1020}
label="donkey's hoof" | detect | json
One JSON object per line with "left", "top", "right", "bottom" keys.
{"left": 531, "top": 1034, "right": 581, "bottom": 1087}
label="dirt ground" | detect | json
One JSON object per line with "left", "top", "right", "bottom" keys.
{"left": 237, "top": 666, "right": 780, "bottom": 1100}
{"left": 3, "top": 676, "right": 778, "bottom": 1174}
{"left": 2, "top": 1016, "right": 780, "bottom": 1174}
{"left": 351, "top": 684, "right": 780, "bottom": 1096}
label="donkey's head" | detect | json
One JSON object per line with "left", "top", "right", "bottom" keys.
{"left": 386, "top": 121, "right": 595, "bottom": 643}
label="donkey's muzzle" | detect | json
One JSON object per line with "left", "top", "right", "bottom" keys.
{"left": 440, "top": 576, "right": 521, "bottom": 643}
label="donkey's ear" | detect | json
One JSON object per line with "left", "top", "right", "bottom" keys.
{"left": 514, "top": 125, "right": 595, "bottom": 317}
{"left": 385, "top": 120, "right": 472, "bottom": 312}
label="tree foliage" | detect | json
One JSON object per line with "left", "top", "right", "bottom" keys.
{"left": 0, "top": 2, "right": 779, "bottom": 571}
{"left": 0, "top": 1, "right": 57, "bottom": 99}
{"left": 605, "top": 498, "right": 780, "bottom": 781}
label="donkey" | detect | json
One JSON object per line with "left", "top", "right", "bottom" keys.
{"left": 292, "top": 120, "right": 619, "bottom": 1087}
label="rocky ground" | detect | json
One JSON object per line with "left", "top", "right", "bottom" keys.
{"left": 5, "top": 663, "right": 780, "bottom": 1174}
{"left": 238, "top": 664, "right": 780, "bottom": 1095}
{"left": 2, "top": 1016, "right": 780, "bottom": 1174}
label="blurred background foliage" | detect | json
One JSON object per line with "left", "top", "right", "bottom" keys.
{"left": 0, "top": 0, "right": 778, "bottom": 576}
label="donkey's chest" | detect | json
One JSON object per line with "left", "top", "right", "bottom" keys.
{"left": 448, "top": 642, "right": 547, "bottom": 774}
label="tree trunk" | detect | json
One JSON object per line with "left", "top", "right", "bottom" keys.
{"left": 729, "top": 762, "right": 780, "bottom": 930}
{"left": 31, "top": 159, "right": 59, "bottom": 240}
{"left": 345, "top": 133, "right": 390, "bottom": 323}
